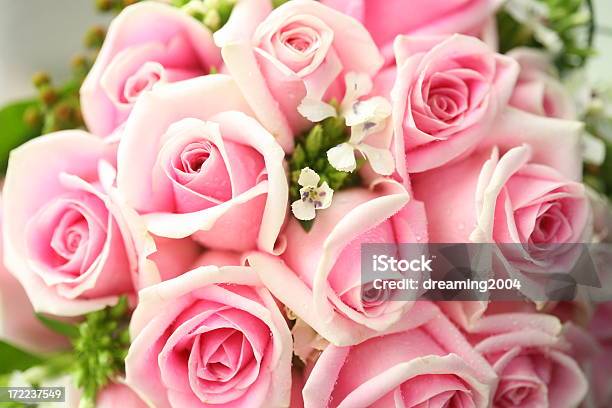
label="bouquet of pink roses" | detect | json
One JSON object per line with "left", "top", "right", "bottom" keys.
{"left": 1, "top": 0, "right": 612, "bottom": 407}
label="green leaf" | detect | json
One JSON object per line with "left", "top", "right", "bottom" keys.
{"left": 0, "top": 99, "right": 42, "bottom": 172}
{"left": 0, "top": 340, "right": 44, "bottom": 375}
{"left": 36, "top": 314, "right": 80, "bottom": 339}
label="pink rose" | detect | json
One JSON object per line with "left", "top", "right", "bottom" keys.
{"left": 125, "top": 253, "right": 292, "bottom": 408}
{"left": 116, "top": 75, "right": 287, "bottom": 253}
{"left": 413, "top": 145, "right": 591, "bottom": 275}
{"left": 213, "top": 0, "right": 273, "bottom": 46}
{"left": 97, "top": 383, "right": 148, "bottom": 408}
{"left": 301, "top": 302, "right": 496, "bottom": 407}
{"left": 248, "top": 179, "right": 429, "bottom": 345}
{"left": 391, "top": 34, "right": 519, "bottom": 175}
{"left": 321, "top": 0, "right": 503, "bottom": 62}
{"left": 221, "top": 0, "right": 383, "bottom": 150}
{"left": 3, "top": 131, "right": 137, "bottom": 316}
{"left": 588, "top": 302, "right": 612, "bottom": 406}
{"left": 81, "top": 2, "right": 222, "bottom": 138}
{"left": 471, "top": 313, "right": 587, "bottom": 407}
{"left": 508, "top": 48, "right": 576, "bottom": 119}
{"left": 0, "top": 197, "right": 68, "bottom": 353}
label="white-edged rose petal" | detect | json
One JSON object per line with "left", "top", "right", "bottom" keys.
{"left": 358, "top": 144, "right": 396, "bottom": 176}
{"left": 298, "top": 98, "right": 337, "bottom": 122}
{"left": 292, "top": 198, "right": 316, "bottom": 221}
{"left": 298, "top": 167, "right": 320, "bottom": 187}
{"left": 327, "top": 143, "right": 358, "bottom": 172}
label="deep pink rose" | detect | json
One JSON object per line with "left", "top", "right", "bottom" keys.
{"left": 3, "top": 131, "right": 137, "bottom": 316}
{"left": 116, "top": 75, "right": 287, "bottom": 253}
{"left": 221, "top": 0, "right": 383, "bottom": 151}
{"left": 321, "top": 0, "right": 503, "bottom": 63}
{"left": 391, "top": 34, "right": 519, "bottom": 175}
{"left": 508, "top": 48, "right": 576, "bottom": 120}
{"left": 413, "top": 145, "right": 591, "bottom": 275}
{"left": 0, "top": 197, "right": 68, "bottom": 353}
{"left": 125, "top": 253, "right": 292, "bottom": 408}
{"left": 471, "top": 313, "right": 587, "bottom": 408}
{"left": 248, "top": 179, "right": 429, "bottom": 346}
{"left": 301, "top": 302, "right": 496, "bottom": 407}
{"left": 81, "top": 2, "right": 222, "bottom": 138}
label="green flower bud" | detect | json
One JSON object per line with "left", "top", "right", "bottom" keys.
{"left": 204, "top": 9, "right": 221, "bottom": 31}
{"left": 40, "top": 87, "right": 58, "bottom": 107}
{"left": 32, "top": 71, "right": 50, "bottom": 88}
{"left": 23, "top": 105, "right": 43, "bottom": 128}
{"left": 95, "top": 0, "right": 116, "bottom": 12}
{"left": 84, "top": 26, "right": 106, "bottom": 49}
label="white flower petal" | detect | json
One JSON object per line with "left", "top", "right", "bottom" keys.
{"left": 317, "top": 182, "right": 334, "bottom": 210}
{"left": 297, "top": 98, "right": 337, "bottom": 122}
{"left": 348, "top": 124, "right": 369, "bottom": 145}
{"left": 345, "top": 96, "right": 392, "bottom": 127}
{"left": 298, "top": 167, "right": 320, "bottom": 187}
{"left": 358, "top": 144, "right": 396, "bottom": 176}
{"left": 291, "top": 199, "right": 316, "bottom": 221}
{"left": 582, "top": 131, "right": 606, "bottom": 165}
{"left": 342, "top": 72, "right": 373, "bottom": 108}
{"left": 327, "top": 143, "right": 357, "bottom": 172}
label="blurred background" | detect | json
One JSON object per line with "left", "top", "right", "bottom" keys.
{"left": 0, "top": 0, "right": 611, "bottom": 105}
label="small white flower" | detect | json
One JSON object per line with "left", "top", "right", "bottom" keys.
{"left": 326, "top": 96, "right": 395, "bottom": 175}
{"left": 298, "top": 72, "right": 395, "bottom": 176}
{"left": 291, "top": 168, "right": 334, "bottom": 221}
{"left": 297, "top": 72, "right": 375, "bottom": 123}
{"left": 582, "top": 131, "right": 606, "bottom": 165}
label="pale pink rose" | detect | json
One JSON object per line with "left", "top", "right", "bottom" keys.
{"left": 508, "top": 48, "right": 576, "bottom": 120}
{"left": 248, "top": 179, "right": 429, "bottom": 346}
{"left": 321, "top": 0, "right": 503, "bottom": 63}
{"left": 0, "top": 197, "right": 68, "bottom": 353}
{"left": 213, "top": 0, "right": 273, "bottom": 46}
{"left": 97, "top": 383, "right": 148, "bottom": 408}
{"left": 301, "top": 302, "right": 496, "bottom": 408}
{"left": 116, "top": 75, "right": 287, "bottom": 253}
{"left": 471, "top": 313, "right": 588, "bottom": 408}
{"left": 391, "top": 34, "right": 519, "bottom": 175}
{"left": 125, "top": 254, "right": 292, "bottom": 408}
{"left": 2, "top": 131, "right": 137, "bottom": 316}
{"left": 412, "top": 145, "right": 591, "bottom": 275}
{"left": 103, "top": 176, "right": 202, "bottom": 291}
{"left": 480, "top": 108, "right": 585, "bottom": 181}
{"left": 81, "top": 2, "right": 222, "bottom": 138}
{"left": 221, "top": 0, "right": 383, "bottom": 151}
